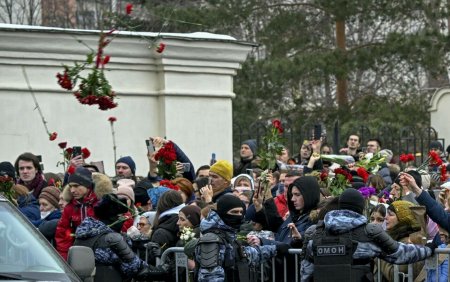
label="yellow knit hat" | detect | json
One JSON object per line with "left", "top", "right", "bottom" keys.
{"left": 210, "top": 160, "right": 233, "bottom": 182}
{"left": 391, "top": 200, "right": 416, "bottom": 226}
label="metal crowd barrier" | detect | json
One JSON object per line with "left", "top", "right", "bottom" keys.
{"left": 152, "top": 246, "right": 450, "bottom": 282}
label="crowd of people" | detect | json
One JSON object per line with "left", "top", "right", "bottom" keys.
{"left": 1, "top": 134, "right": 450, "bottom": 281}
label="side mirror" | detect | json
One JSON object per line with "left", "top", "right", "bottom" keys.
{"left": 68, "top": 246, "right": 96, "bottom": 281}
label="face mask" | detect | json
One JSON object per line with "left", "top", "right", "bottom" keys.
{"left": 221, "top": 214, "right": 244, "bottom": 230}
{"left": 40, "top": 211, "right": 51, "bottom": 219}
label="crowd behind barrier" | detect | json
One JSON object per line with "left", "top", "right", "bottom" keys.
{"left": 154, "top": 247, "right": 450, "bottom": 282}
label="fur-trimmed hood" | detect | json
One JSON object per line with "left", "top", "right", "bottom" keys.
{"left": 62, "top": 172, "right": 113, "bottom": 202}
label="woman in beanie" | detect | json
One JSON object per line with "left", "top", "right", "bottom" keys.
{"left": 33, "top": 186, "right": 62, "bottom": 246}
{"left": 175, "top": 205, "right": 201, "bottom": 277}
{"left": 378, "top": 200, "right": 425, "bottom": 281}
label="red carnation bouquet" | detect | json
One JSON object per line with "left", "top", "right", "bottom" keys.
{"left": 154, "top": 141, "right": 178, "bottom": 179}
{"left": 328, "top": 167, "right": 353, "bottom": 196}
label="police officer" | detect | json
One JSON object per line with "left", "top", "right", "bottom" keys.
{"left": 301, "top": 188, "right": 436, "bottom": 282}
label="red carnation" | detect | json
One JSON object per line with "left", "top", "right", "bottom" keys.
{"left": 156, "top": 43, "right": 166, "bottom": 53}
{"left": 67, "top": 165, "right": 76, "bottom": 174}
{"left": 272, "top": 119, "right": 283, "bottom": 134}
{"left": 441, "top": 164, "right": 447, "bottom": 182}
{"left": 125, "top": 3, "right": 133, "bottom": 15}
{"left": 320, "top": 171, "right": 328, "bottom": 182}
{"left": 108, "top": 116, "right": 117, "bottom": 123}
{"left": 159, "top": 179, "right": 179, "bottom": 191}
{"left": 49, "top": 132, "right": 58, "bottom": 141}
{"left": 357, "top": 167, "right": 369, "bottom": 183}
{"left": 81, "top": 148, "right": 91, "bottom": 159}
{"left": 102, "top": 55, "right": 110, "bottom": 65}
{"left": 429, "top": 151, "right": 443, "bottom": 166}
{"left": 58, "top": 142, "right": 67, "bottom": 149}
{"left": 56, "top": 70, "right": 73, "bottom": 90}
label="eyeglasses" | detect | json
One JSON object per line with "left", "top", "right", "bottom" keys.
{"left": 137, "top": 223, "right": 147, "bottom": 227}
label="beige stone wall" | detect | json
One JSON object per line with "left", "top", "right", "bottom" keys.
{"left": 0, "top": 24, "right": 252, "bottom": 176}
{"left": 430, "top": 88, "right": 450, "bottom": 149}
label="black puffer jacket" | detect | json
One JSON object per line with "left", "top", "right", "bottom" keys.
{"left": 150, "top": 214, "right": 179, "bottom": 248}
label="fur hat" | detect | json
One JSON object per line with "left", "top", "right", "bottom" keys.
{"left": 0, "top": 161, "right": 16, "bottom": 181}
{"left": 242, "top": 139, "right": 257, "bottom": 155}
{"left": 210, "top": 160, "right": 233, "bottom": 182}
{"left": 116, "top": 156, "right": 136, "bottom": 176}
{"left": 180, "top": 205, "right": 201, "bottom": 227}
{"left": 39, "top": 186, "right": 60, "bottom": 208}
{"left": 117, "top": 184, "right": 135, "bottom": 203}
{"left": 67, "top": 167, "right": 93, "bottom": 189}
{"left": 390, "top": 200, "right": 416, "bottom": 226}
{"left": 338, "top": 188, "right": 365, "bottom": 214}
{"left": 92, "top": 173, "right": 114, "bottom": 199}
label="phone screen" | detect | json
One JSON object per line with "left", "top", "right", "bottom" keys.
{"left": 146, "top": 140, "right": 155, "bottom": 154}
{"left": 72, "top": 146, "right": 82, "bottom": 157}
{"left": 314, "top": 125, "right": 322, "bottom": 140}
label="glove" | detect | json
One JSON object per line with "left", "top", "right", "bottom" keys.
{"left": 276, "top": 243, "right": 290, "bottom": 256}
{"left": 425, "top": 241, "right": 439, "bottom": 256}
{"left": 146, "top": 242, "right": 162, "bottom": 258}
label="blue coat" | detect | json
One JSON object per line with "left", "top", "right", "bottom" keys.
{"left": 17, "top": 194, "right": 40, "bottom": 222}
{"left": 416, "top": 190, "right": 450, "bottom": 232}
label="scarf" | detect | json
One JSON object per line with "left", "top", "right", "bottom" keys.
{"left": 19, "top": 172, "right": 45, "bottom": 199}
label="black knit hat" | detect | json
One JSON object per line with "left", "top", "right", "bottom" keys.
{"left": 94, "top": 194, "right": 129, "bottom": 220}
{"left": 216, "top": 194, "right": 245, "bottom": 218}
{"left": 134, "top": 186, "right": 150, "bottom": 206}
{"left": 338, "top": 188, "right": 365, "bottom": 214}
{"left": 180, "top": 205, "right": 201, "bottom": 227}
{"left": 395, "top": 170, "right": 422, "bottom": 188}
{"left": 0, "top": 162, "right": 16, "bottom": 181}
{"left": 67, "top": 167, "right": 93, "bottom": 189}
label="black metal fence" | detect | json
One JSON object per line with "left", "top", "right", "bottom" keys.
{"left": 233, "top": 120, "right": 445, "bottom": 165}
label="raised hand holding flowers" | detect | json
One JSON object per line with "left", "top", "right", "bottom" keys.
{"left": 154, "top": 140, "right": 178, "bottom": 180}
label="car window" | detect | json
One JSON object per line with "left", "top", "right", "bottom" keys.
{"left": 0, "top": 200, "right": 79, "bottom": 281}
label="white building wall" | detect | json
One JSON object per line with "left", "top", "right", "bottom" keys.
{"left": 430, "top": 88, "right": 450, "bottom": 149}
{"left": 0, "top": 24, "right": 252, "bottom": 176}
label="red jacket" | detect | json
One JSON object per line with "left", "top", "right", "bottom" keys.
{"left": 55, "top": 190, "right": 98, "bottom": 260}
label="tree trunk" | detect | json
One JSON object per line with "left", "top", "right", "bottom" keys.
{"left": 335, "top": 19, "right": 348, "bottom": 108}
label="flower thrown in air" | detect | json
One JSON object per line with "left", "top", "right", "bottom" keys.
{"left": 108, "top": 116, "right": 117, "bottom": 123}
{"left": 49, "top": 132, "right": 58, "bottom": 141}
{"left": 125, "top": 3, "right": 133, "bottom": 15}
{"left": 58, "top": 142, "right": 67, "bottom": 149}
{"left": 156, "top": 43, "right": 166, "bottom": 53}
